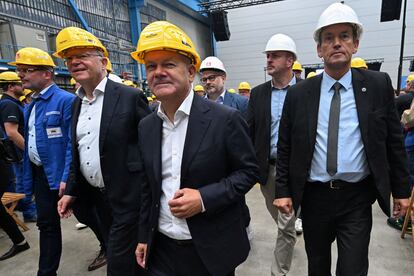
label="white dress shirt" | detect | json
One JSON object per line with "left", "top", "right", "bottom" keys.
{"left": 76, "top": 77, "right": 107, "bottom": 188}
{"left": 28, "top": 84, "right": 53, "bottom": 166}
{"left": 157, "top": 89, "right": 194, "bottom": 240}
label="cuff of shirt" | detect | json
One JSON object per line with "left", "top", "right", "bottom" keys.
{"left": 200, "top": 193, "right": 206, "bottom": 213}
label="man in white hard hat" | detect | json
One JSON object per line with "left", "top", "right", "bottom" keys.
{"left": 246, "top": 33, "right": 300, "bottom": 276}
{"left": 274, "top": 3, "right": 410, "bottom": 275}
{"left": 200, "top": 56, "right": 248, "bottom": 118}
{"left": 200, "top": 56, "right": 252, "bottom": 237}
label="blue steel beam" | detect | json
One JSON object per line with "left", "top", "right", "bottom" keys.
{"left": 67, "top": 0, "right": 91, "bottom": 32}
{"left": 128, "top": 0, "right": 146, "bottom": 81}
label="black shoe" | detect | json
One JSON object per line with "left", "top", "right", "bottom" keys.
{"left": 88, "top": 248, "right": 107, "bottom": 271}
{"left": 387, "top": 217, "right": 404, "bottom": 231}
{"left": 0, "top": 242, "right": 30, "bottom": 261}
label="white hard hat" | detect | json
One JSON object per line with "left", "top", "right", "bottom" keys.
{"left": 264, "top": 34, "right": 297, "bottom": 60}
{"left": 200, "top": 56, "right": 226, "bottom": 73}
{"left": 314, "top": 2, "right": 363, "bottom": 43}
{"left": 108, "top": 73, "right": 123, "bottom": 83}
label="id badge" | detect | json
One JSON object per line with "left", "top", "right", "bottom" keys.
{"left": 46, "top": 127, "right": 63, "bottom": 138}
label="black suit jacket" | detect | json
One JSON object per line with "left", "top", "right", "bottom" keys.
{"left": 66, "top": 79, "right": 150, "bottom": 222}
{"left": 138, "top": 94, "right": 259, "bottom": 276}
{"left": 247, "top": 77, "right": 301, "bottom": 184}
{"left": 275, "top": 68, "right": 411, "bottom": 216}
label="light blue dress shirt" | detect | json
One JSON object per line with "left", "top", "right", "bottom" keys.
{"left": 270, "top": 76, "right": 296, "bottom": 159}
{"left": 309, "top": 70, "right": 369, "bottom": 182}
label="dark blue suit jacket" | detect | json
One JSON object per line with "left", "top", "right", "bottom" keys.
{"left": 223, "top": 90, "right": 249, "bottom": 118}
{"left": 138, "top": 94, "right": 259, "bottom": 276}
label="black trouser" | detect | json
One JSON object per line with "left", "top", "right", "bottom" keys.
{"left": 148, "top": 232, "right": 235, "bottom": 276}
{"left": 72, "top": 185, "right": 112, "bottom": 251}
{"left": 32, "top": 164, "right": 61, "bottom": 276}
{"left": 301, "top": 179, "right": 376, "bottom": 276}
{"left": 0, "top": 159, "right": 25, "bottom": 245}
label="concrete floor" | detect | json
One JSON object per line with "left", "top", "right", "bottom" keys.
{"left": 1, "top": 184, "right": 413, "bottom": 275}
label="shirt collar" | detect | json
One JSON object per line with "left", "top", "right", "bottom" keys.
{"left": 76, "top": 77, "right": 107, "bottom": 99}
{"left": 31, "top": 84, "right": 53, "bottom": 99}
{"left": 322, "top": 69, "right": 352, "bottom": 92}
{"left": 271, "top": 74, "right": 296, "bottom": 90}
{"left": 1, "top": 93, "right": 21, "bottom": 105}
{"left": 157, "top": 87, "right": 194, "bottom": 121}
{"left": 204, "top": 87, "right": 226, "bottom": 102}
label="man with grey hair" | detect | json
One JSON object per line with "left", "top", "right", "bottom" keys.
{"left": 274, "top": 3, "right": 410, "bottom": 275}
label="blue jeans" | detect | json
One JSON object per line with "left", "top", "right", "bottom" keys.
{"left": 32, "top": 164, "right": 61, "bottom": 276}
{"left": 13, "top": 162, "right": 37, "bottom": 219}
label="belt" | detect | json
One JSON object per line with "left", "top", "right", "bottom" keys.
{"left": 157, "top": 232, "right": 193, "bottom": 246}
{"left": 268, "top": 158, "right": 276, "bottom": 166}
{"left": 309, "top": 176, "right": 371, "bottom": 190}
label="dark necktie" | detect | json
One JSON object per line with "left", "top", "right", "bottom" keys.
{"left": 327, "top": 82, "right": 342, "bottom": 176}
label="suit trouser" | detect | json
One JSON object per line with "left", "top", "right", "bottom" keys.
{"left": 260, "top": 164, "right": 296, "bottom": 276}
{"left": 0, "top": 160, "right": 25, "bottom": 245}
{"left": 32, "top": 164, "right": 61, "bottom": 276}
{"left": 71, "top": 186, "right": 111, "bottom": 251}
{"left": 301, "top": 181, "right": 375, "bottom": 276}
{"left": 148, "top": 232, "right": 235, "bottom": 276}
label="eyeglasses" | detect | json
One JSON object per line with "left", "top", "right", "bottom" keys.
{"left": 64, "top": 53, "right": 102, "bottom": 64}
{"left": 15, "top": 67, "right": 42, "bottom": 74}
{"left": 200, "top": 74, "right": 222, "bottom": 84}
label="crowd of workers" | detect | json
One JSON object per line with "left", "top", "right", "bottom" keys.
{"left": 0, "top": 2, "right": 413, "bottom": 276}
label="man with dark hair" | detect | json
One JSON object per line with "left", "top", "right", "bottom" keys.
{"left": 0, "top": 71, "right": 37, "bottom": 222}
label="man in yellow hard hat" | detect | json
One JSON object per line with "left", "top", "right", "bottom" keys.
{"left": 132, "top": 21, "right": 259, "bottom": 276}
{"left": 351, "top": 57, "right": 368, "bottom": 69}
{"left": 274, "top": 3, "right": 410, "bottom": 275}
{"left": 292, "top": 60, "right": 303, "bottom": 79}
{"left": 106, "top": 59, "right": 123, "bottom": 83}
{"left": 9, "top": 47, "right": 76, "bottom": 275}
{"left": 193, "top": 84, "right": 204, "bottom": 97}
{"left": 0, "top": 71, "right": 32, "bottom": 261}
{"left": 55, "top": 26, "right": 150, "bottom": 275}
{"left": 19, "top": 89, "right": 34, "bottom": 105}
{"left": 238, "top": 81, "right": 251, "bottom": 98}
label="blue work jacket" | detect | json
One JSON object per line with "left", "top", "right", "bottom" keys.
{"left": 22, "top": 84, "right": 75, "bottom": 193}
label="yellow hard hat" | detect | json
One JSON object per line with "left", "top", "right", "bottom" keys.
{"left": 292, "top": 61, "right": 303, "bottom": 71}
{"left": 53, "top": 26, "right": 108, "bottom": 58}
{"left": 8, "top": 47, "right": 56, "bottom": 67}
{"left": 19, "top": 89, "right": 33, "bottom": 102}
{"left": 238, "top": 82, "right": 251, "bottom": 91}
{"left": 351, "top": 57, "right": 368, "bottom": 69}
{"left": 406, "top": 74, "right": 414, "bottom": 83}
{"left": 151, "top": 94, "right": 156, "bottom": 99}
{"left": 228, "top": 88, "right": 236, "bottom": 93}
{"left": 194, "top": 84, "right": 204, "bottom": 92}
{"left": 123, "top": 80, "right": 136, "bottom": 87}
{"left": 106, "top": 59, "right": 113, "bottom": 72}
{"left": 0, "top": 71, "right": 21, "bottom": 83}
{"left": 70, "top": 78, "right": 77, "bottom": 85}
{"left": 147, "top": 96, "right": 153, "bottom": 102}
{"left": 131, "top": 21, "right": 201, "bottom": 70}
{"left": 307, "top": 71, "right": 317, "bottom": 79}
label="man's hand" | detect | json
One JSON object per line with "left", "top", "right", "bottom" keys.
{"left": 135, "top": 243, "right": 148, "bottom": 268}
{"left": 57, "top": 195, "right": 75, "bottom": 218}
{"left": 58, "top": 182, "right": 66, "bottom": 198}
{"left": 168, "top": 188, "right": 202, "bottom": 219}
{"left": 273, "top": 197, "right": 293, "bottom": 214}
{"left": 393, "top": 198, "right": 410, "bottom": 217}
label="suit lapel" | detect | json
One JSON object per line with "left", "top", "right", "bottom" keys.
{"left": 99, "top": 79, "right": 120, "bottom": 153}
{"left": 264, "top": 81, "right": 272, "bottom": 143}
{"left": 151, "top": 114, "right": 163, "bottom": 186}
{"left": 223, "top": 91, "right": 232, "bottom": 106}
{"left": 181, "top": 96, "right": 211, "bottom": 180}
{"left": 307, "top": 75, "right": 323, "bottom": 149}
{"left": 351, "top": 68, "right": 370, "bottom": 145}
{"left": 72, "top": 98, "right": 82, "bottom": 145}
